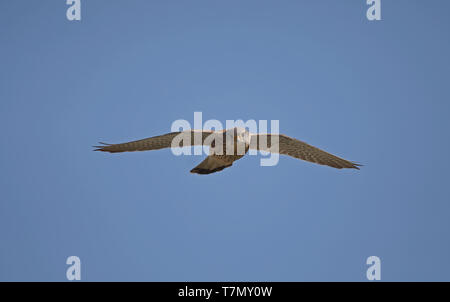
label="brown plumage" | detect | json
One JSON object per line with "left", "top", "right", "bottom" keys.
{"left": 94, "top": 128, "right": 361, "bottom": 174}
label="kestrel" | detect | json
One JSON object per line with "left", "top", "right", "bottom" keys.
{"left": 94, "top": 128, "right": 361, "bottom": 174}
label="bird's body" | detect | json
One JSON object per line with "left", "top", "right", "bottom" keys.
{"left": 190, "top": 128, "right": 249, "bottom": 174}
{"left": 94, "top": 127, "right": 361, "bottom": 174}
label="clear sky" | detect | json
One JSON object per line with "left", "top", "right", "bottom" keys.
{"left": 1, "top": 1, "right": 449, "bottom": 281}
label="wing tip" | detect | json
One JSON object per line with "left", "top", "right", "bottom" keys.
{"left": 93, "top": 142, "right": 114, "bottom": 152}
{"left": 350, "top": 162, "right": 363, "bottom": 170}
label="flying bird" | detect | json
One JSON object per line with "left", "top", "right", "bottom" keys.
{"left": 94, "top": 128, "right": 361, "bottom": 174}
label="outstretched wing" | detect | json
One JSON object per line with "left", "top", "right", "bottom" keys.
{"left": 250, "top": 134, "right": 361, "bottom": 169}
{"left": 94, "top": 130, "right": 216, "bottom": 153}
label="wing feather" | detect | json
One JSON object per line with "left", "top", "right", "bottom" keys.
{"left": 250, "top": 134, "right": 361, "bottom": 169}
{"left": 94, "top": 130, "right": 216, "bottom": 153}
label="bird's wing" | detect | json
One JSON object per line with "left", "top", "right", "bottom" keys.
{"left": 94, "top": 130, "right": 217, "bottom": 153}
{"left": 250, "top": 134, "right": 361, "bottom": 169}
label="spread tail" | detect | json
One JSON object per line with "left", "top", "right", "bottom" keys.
{"left": 190, "top": 156, "right": 233, "bottom": 175}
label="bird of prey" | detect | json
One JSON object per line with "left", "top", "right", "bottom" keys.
{"left": 94, "top": 127, "right": 361, "bottom": 174}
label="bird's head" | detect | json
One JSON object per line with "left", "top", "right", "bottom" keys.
{"left": 233, "top": 127, "right": 250, "bottom": 144}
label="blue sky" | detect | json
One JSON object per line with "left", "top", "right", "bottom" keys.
{"left": 1, "top": 1, "right": 449, "bottom": 281}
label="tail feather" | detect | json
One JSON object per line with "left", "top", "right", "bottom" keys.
{"left": 190, "top": 156, "right": 233, "bottom": 175}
